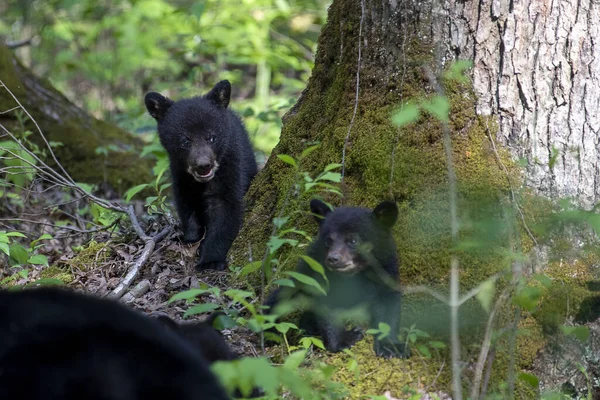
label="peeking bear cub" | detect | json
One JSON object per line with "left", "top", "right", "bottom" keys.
{"left": 266, "top": 199, "right": 408, "bottom": 358}
{"left": 145, "top": 81, "right": 258, "bottom": 271}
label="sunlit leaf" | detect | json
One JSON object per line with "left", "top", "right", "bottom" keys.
{"left": 391, "top": 103, "right": 420, "bottom": 127}
{"left": 421, "top": 95, "right": 449, "bottom": 123}
{"left": 27, "top": 254, "right": 49, "bottom": 265}
{"left": 561, "top": 325, "right": 590, "bottom": 342}
{"left": 476, "top": 278, "right": 496, "bottom": 313}
{"left": 518, "top": 372, "right": 539, "bottom": 388}
{"left": 285, "top": 271, "right": 327, "bottom": 295}
{"left": 167, "top": 288, "right": 210, "bottom": 304}
{"left": 183, "top": 303, "right": 220, "bottom": 317}
{"left": 277, "top": 154, "right": 297, "bottom": 168}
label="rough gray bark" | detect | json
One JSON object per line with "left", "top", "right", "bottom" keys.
{"left": 446, "top": 0, "right": 600, "bottom": 207}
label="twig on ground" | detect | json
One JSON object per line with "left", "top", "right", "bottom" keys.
{"left": 107, "top": 207, "right": 171, "bottom": 300}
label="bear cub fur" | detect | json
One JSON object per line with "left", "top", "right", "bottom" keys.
{"left": 155, "top": 314, "right": 262, "bottom": 398}
{"left": 0, "top": 287, "right": 228, "bottom": 400}
{"left": 145, "top": 80, "right": 258, "bottom": 271}
{"left": 266, "top": 199, "right": 408, "bottom": 358}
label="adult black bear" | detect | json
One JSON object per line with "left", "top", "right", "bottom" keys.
{"left": 145, "top": 80, "right": 258, "bottom": 271}
{"left": 266, "top": 199, "right": 408, "bottom": 358}
{"left": 0, "top": 287, "right": 228, "bottom": 400}
{"left": 155, "top": 314, "right": 262, "bottom": 398}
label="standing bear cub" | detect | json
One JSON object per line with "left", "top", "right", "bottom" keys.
{"left": 266, "top": 199, "right": 408, "bottom": 358}
{"left": 145, "top": 81, "right": 258, "bottom": 271}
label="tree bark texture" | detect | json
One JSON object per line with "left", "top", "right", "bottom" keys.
{"left": 447, "top": 0, "right": 600, "bottom": 207}
{"left": 0, "top": 44, "right": 152, "bottom": 193}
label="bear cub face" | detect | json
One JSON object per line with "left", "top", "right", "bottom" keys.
{"left": 310, "top": 198, "right": 399, "bottom": 275}
{"left": 145, "top": 80, "right": 232, "bottom": 183}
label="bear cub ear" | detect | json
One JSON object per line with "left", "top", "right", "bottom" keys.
{"left": 373, "top": 201, "right": 398, "bottom": 230}
{"left": 145, "top": 92, "right": 174, "bottom": 121}
{"left": 310, "top": 199, "right": 333, "bottom": 225}
{"left": 205, "top": 80, "right": 231, "bottom": 109}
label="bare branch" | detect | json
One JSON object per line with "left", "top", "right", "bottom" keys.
{"left": 5, "top": 38, "right": 33, "bottom": 49}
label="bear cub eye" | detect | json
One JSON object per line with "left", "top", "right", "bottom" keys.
{"left": 346, "top": 236, "right": 359, "bottom": 247}
{"left": 181, "top": 136, "right": 191, "bottom": 147}
{"left": 208, "top": 135, "right": 217, "bottom": 143}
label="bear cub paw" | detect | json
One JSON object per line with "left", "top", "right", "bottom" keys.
{"left": 373, "top": 339, "right": 410, "bottom": 359}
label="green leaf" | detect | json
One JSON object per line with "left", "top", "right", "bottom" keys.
{"left": 299, "top": 255, "right": 328, "bottom": 284}
{"left": 239, "top": 261, "right": 262, "bottom": 277}
{"left": 444, "top": 60, "right": 473, "bottom": 83}
{"left": 513, "top": 286, "right": 543, "bottom": 311}
{"left": 316, "top": 171, "right": 341, "bottom": 183}
{"left": 391, "top": 103, "right": 420, "bottom": 127}
{"left": 277, "top": 154, "right": 297, "bottom": 168}
{"left": 421, "top": 95, "right": 450, "bottom": 123}
{"left": 532, "top": 274, "right": 553, "bottom": 288}
{"left": 283, "top": 349, "right": 307, "bottom": 369}
{"left": 273, "top": 278, "right": 295, "bottom": 288}
{"left": 417, "top": 344, "right": 431, "bottom": 358}
{"left": 274, "top": 322, "right": 298, "bottom": 334}
{"left": 190, "top": 2, "right": 205, "bottom": 20}
{"left": 285, "top": 271, "right": 327, "bottom": 296}
{"left": 518, "top": 372, "right": 539, "bottom": 388}
{"left": 376, "top": 322, "right": 390, "bottom": 340}
{"left": 6, "top": 232, "right": 26, "bottom": 238}
{"left": 9, "top": 244, "right": 29, "bottom": 265}
{"left": 0, "top": 243, "right": 9, "bottom": 256}
{"left": 183, "top": 303, "right": 220, "bottom": 317}
{"left": 300, "top": 144, "right": 319, "bottom": 159}
{"left": 324, "top": 163, "right": 342, "bottom": 172}
{"left": 267, "top": 236, "right": 298, "bottom": 254}
{"left": 124, "top": 183, "right": 149, "bottom": 202}
{"left": 476, "top": 278, "right": 496, "bottom": 313}
{"left": 167, "top": 288, "right": 210, "bottom": 304}
{"left": 27, "top": 254, "right": 49, "bottom": 265}
{"left": 272, "top": 217, "right": 289, "bottom": 229}
{"left": 561, "top": 325, "right": 590, "bottom": 342}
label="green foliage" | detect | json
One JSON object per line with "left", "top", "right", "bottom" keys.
{"left": 0, "top": 231, "right": 55, "bottom": 287}
{"left": 1, "top": 0, "right": 329, "bottom": 156}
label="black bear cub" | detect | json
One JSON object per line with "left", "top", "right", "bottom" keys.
{"left": 266, "top": 199, "right": 408, "bottom": 358}
{"left": 145, "top": 80, "right": 258, "bottom": 271}
{"left": 0, "top": 287, "right": 228, "bottom": 400}
{"left": 155, "top": 314, "right": 263, "bottom": 398}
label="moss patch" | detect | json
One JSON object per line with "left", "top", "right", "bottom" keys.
{"left": 40, "top": 265, "right": 74, "bottom": 284}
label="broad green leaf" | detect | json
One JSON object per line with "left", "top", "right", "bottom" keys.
{"left": 239, "top": 261, "right": 262, "bottom": 277}
{"left": 444, "top": 60, "right": 473, "bottom": 83}
{"left": 300, "top": 144, "right": 319, "bottom": 159}
{"left": 274, "top": 322, "right": 298, "bottom": 334}
{"left": 561, "top": 325, "right": 590, "bottom": 342}
{"left": 224, "top": 289, "right": 254, "bottom": 300}
{"left": 9, "top": 244, "right": 29, "bottom": 265}
{"left": 273, "top": 278, "right": 295, "bottom": 288}
{"left": 27, "top": 254, "right": 49, "bottom": 265}
{"left": 324, "top": 163, "right": 342, "bottom": 172}
{"left": 417, "top": 344, "right": 431, "bottom": 358}
{"left": 421, "top": 95, "right": 450, "bottom": 123}
{"left": 283, "top": 349, "right": 307, "bottom": 369}
{"left": 124, "top": 183, "right": 149, "bottom": 202}
{"left": 0, "top": 243, "right": 9, "bottom": 256}
{"left": 285, "top": 271, "right": 327, "bottom": 296}
{"left": 476, "top": 278, "right": 496, "bottom": 313}
{"left": 183, "top": 303, "right": 220, "bottom": 317}
{"left": 267, "top": 236, "right": 298, "bottom": 254}
{"left": 532, "top": 274, "right": 553, "bottom": 288}
{"left": 391, "top": 103, "right": 420, "bottom": 127}
{"left": 272, "top": 217, "right": 289, "bottom": 229}
{"left": 518, "top": 372, "right": 539, "bottom": 388}
{"left": 300, "top": 255, "right": 328, "bottom": 284}
{"left": 316, "top": 171, "right": 341, "bottom": 183}
{"left": 6, "top": 232, "right": 26, "bottom": 238}
{"left": 167, "top": 288, "right": 210, "bottom": 304}
{"left": 513, "top": 286, "right": 543, "bottom": 311}
{"left": 376, "top": 322, "right": 391, "bottom": 340}
{"left": 277, "top": 154, "right": 297, "bottom": 168}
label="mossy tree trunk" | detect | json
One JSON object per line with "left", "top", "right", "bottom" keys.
{"left": 229, "top": 0, "right": 596, "bottom": 396}
{"left": 0, "top": 44, "right": 152, "bottom": 193}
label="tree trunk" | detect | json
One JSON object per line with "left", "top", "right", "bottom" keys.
{"left": 229, "top": 0, "right": 598, "bottom": 397}
{"left": 448, "top": 0, "right": 600, "bottom": 207}
{"left": 0, "top": 44, "right": 152, "bottom": 193}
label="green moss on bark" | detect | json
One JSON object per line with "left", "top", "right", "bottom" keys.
{"left": 0, "top": 44, "right": 152, "bottom": 193}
